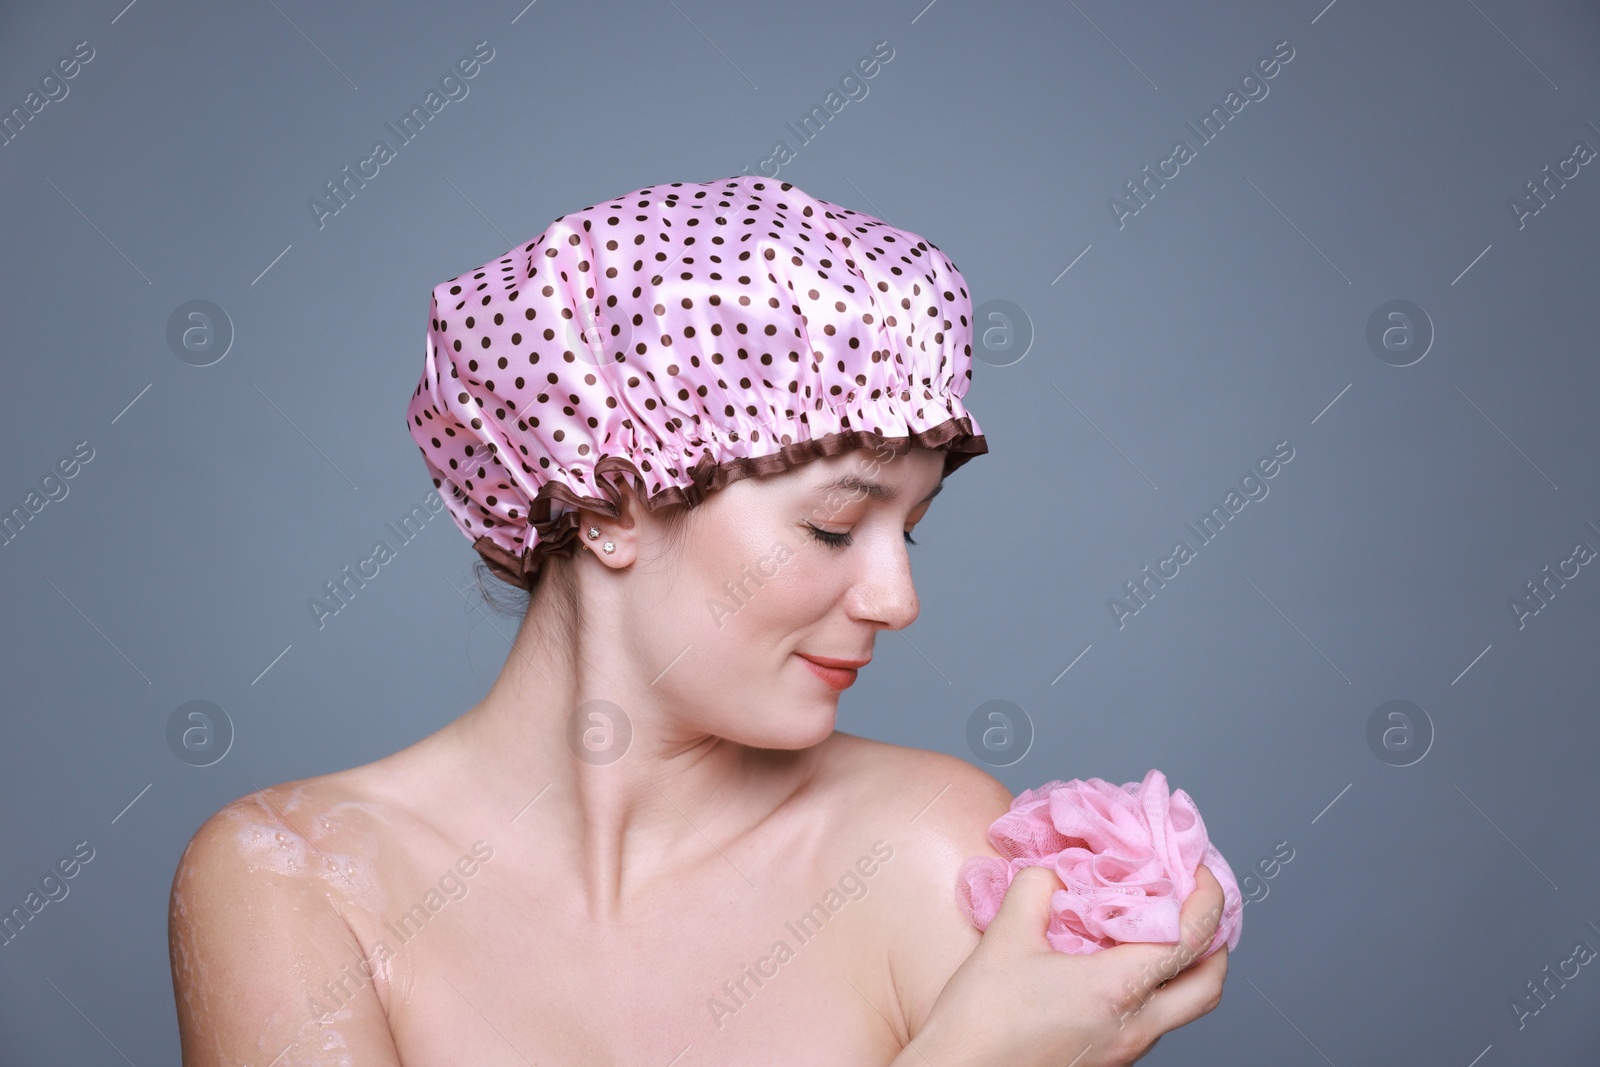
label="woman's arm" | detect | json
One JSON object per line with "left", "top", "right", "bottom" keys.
{"left": 875, "top": 751, "right": 1012, "bottom": 1036}
{"left": 168, "top": 797, "right": 404, "bottom": 1066}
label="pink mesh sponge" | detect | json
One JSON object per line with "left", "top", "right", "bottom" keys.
{"left": 956, "top": 769, "right": 1243, "bottom": 958}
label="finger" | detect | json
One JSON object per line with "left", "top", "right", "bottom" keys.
{"left": 1126, "top": 944, "right": 1228, "bottom": 1039}
{"left": 1099, "top": 871, "right": 1226, "bottom": 996}
{"left": 1176, "top": 863, "right": 1225, "bottom": 962}
{"left": 985, "top": 865, "right": 1063, "bottom": 952}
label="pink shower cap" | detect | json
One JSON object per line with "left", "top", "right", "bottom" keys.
{"left": 406, "top": 174, "right": 988, "bottom": 589}
{"left": 956, "top": 769, "right": 1244, "bottom": 960}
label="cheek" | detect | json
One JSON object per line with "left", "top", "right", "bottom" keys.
{"left": 670, "top": 536, "right": 844, "bottom": 746}
{"left": 689, "top": 532, "right": 830, "bottom": 643}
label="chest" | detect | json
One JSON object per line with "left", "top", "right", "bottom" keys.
{"left": 373, "top": 859, "right": 907, "bottom": 1065}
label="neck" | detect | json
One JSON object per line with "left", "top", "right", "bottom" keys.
{"left": 437, "top": 582, "right": 805, "bottom": 921}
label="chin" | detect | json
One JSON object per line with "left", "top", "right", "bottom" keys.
{"left": 724, "top": 703, "right": 838, "bottom": 751}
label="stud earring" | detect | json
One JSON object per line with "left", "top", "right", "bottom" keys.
{"left": 586, "top": 526, "right": 601, "bottom": 540}
{"left": 602, "top": 541, "right": 616, "bottom": 554}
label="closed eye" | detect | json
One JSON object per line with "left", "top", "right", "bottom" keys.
{"left": 804, "top": 524, "right": 918, "bottom": 548}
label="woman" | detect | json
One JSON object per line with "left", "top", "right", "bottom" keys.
{"left": 168, "top": 175, "right": 1229, "bottom": 1065}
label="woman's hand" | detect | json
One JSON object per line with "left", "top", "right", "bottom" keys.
{"left": 894, "top": 862, "right": 1230, "bottom": 1066}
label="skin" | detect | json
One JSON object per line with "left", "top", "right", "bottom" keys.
{"left": 168, "top": 444, "right": 1227, "bottom": 1066}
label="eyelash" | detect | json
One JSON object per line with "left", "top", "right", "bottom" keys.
{"left": 805, "top": 524, "right": 918, "bottom": 548}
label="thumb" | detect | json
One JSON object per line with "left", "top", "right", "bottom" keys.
{"left": 985, "top": 864, "right": 1062, "bottom": 952}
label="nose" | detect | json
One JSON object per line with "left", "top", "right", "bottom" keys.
{"left": 847, "top": 535, "right": 920, "bottom": 630}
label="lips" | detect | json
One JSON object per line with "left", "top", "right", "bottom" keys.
{"left": 796, "top": 653, "right": 867, "bottom": 691}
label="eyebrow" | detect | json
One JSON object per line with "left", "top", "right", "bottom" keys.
{"left": 814, "top": 475, "right": 944, "bottom": 504}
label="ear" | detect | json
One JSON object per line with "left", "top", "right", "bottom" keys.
{"left": 574, "top": 491, "right": 643, "bottom": 569}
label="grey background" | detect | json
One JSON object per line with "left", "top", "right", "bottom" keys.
{"left": 3, "top": 0, "right": 1598, "bottom": 1063}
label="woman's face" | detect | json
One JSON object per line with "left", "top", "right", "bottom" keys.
{"left": 618, "top": 445, "right": 947, "bottom": 750}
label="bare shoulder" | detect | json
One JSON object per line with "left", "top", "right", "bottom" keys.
{"left": 809, "top": 732, "right": 1017, "bottom": 1039}
{"left": 811, "top": 730, "right": 1014, "bottom": 848}
{"left": 169, "top": 723, "right": 466, "bottom": 904}
{"left": 172, "top": 766, "right": 393, "bottom": 905}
